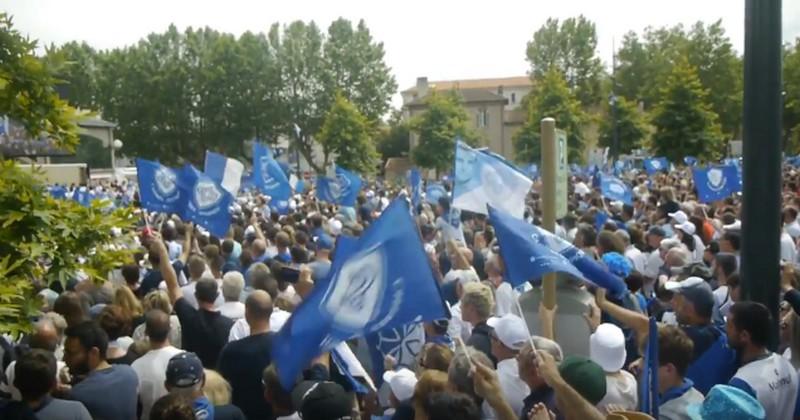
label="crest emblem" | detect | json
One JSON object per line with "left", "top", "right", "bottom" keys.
{"left": 194, "top": 180, "right": 223, "bottom": 210}
{"left": 608, "top": 181, "right": 625, "bottom": 195}
{"left": 650, "top": 159, "right": 661, "bottom": 169}
{"left": 706, "top": 168, "right": 726, "bottom": 191}
{"left": 154, "top": 167, "right": 177, "bottom": 197}
{"left": 323, "top": 245, "right": 386, "bottom": 333}
{"left": 259, "top": 157, "right": 281, "bottom": 190}
{"left": 331, "top": 173, "right": 351, "bottom": 201}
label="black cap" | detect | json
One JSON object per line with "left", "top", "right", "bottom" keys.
{"left": 165, "top": 352, "right": 204, "bottom": 388}
{"left": 291, "top": 381, "right": 352, "bottom": 420}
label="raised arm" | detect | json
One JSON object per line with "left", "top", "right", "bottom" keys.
{"left": 178, "top": 222, "right": 193, "bottom": 264}
{"left": 536, "top": 351, "right": 605, "bottom": 420}
{"left": 595, "top": 289, "right": 650, "bottom": 342}
{"left": 152, "top": 232, "right": 182, "bottom": 304}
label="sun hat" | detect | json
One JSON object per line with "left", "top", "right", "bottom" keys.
{"left": 590, "top": 323, "right": 627, "bottom": 373}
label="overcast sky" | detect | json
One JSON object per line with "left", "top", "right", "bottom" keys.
{"left": 6, "top": 0, "right": 800, "bottom": 107}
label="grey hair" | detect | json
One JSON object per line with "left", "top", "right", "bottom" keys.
{"left": 221, "top": 272, "right": 244, "bottom": 301}
{"left": 526, "top": 336, "right": 563, "bottom": 362}
{"left": 665, "top": 247, "right": 691, "bottom": 268}
{"left": 41, "top": 312, "right": 67, "bottom": 337}
{"left": 448, "top": 346, "right": 492, "bottom": 402}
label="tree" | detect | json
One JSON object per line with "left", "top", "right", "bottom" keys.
{"left": 52, "top": 41, "right": 100, "bottom": 110}
{"left": 526, "top": 15, "right": 604, "bottom": 107}
{"left": 0, "top": 13, "right": 82, "bottom": 151}
{"left": 650, "top": 59, "right": 724, "bottom": 161}
{"left": 784, "top": 38, "right": 800, "bottom": 153}
{"left": 514, "top": 69, "right": 586, "bottom": 163}
{"left": 598, "top": 97, "right": 648, "bottom": 154}
{"left": 376, "top": 110, "right": 410, "bottom": 161}
{"left": 317, "top": 93, "right": 378, "bottom": 174}
{"left": 410, "top": 91, "right": 478, "bottom": 172}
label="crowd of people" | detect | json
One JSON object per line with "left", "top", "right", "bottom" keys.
{"left": 2, "top": 163, "right": 800, "bottom": 420}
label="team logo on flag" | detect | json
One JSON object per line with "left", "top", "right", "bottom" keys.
{"left": 651, "top": 160, "right": 661, "bottom": 169}
{"left": 154, "top": 167, "right": 178, "bottom": 198}
{"left": 608, "top": 180, "right": 626, "bottom": 195}
{"left": 194, "top": 180, "right": 223, "bottom": 211}
{"left": 331, "top": 173, "right": 351, "bottom": 201}
{"left": 706, "top": 168, "right": 726, "bottom": 191}
{"left": 259, "top": 156, "right": 281, "bottom": 190}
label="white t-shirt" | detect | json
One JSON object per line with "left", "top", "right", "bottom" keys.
{"left": 624, "top": 246, "right": 647, "bottom": 274}
{"left": 781, "top": 232, "right": 797, "bottom": 262}
{"left": 228, "top": 308, "right": 292, "bottom": 342}
{"left": 219, "top": 301, "right": 245, "bottom": 320}
{"left": 597, "top": 370, "right": 638, "bottom": 412}
{"left": 730, "top": 353, "right": 799, "bottom": 420}
{"left": 483, "top": 358, "right": 530, "bottom": 418}
{"left": 446, "top": 302, "right": 472, "bottom": 344}
{"left": 494, "top": 282, "right": 518, "bottom": 317}
{"left": 132, "top": 345, "right": 183, "bottom": 420}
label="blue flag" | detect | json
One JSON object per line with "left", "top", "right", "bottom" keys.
{"left": 252, "top": 143, "right": 292, "bottom": 203}
{"left": 366, "top": 322, "right": 426, "bottom": 387}
{"left": 203, "top": 151, "right": 244, "bottom": 196}
{"left": 600, "top": 175, "right": 632, "bottom": 205}
{"left": 643, "top": 157, "right": 669, "bottom": 175}
{"left": 49, "top": 185, "right": 67, "bottom": 200}
{"left": 425, "top": 183, "right": 447, "bottom": 205}
{"left": 692, "top": 165, "right": 741, "bottom": 203}
{"left": 640, "top": 317, "right": 659, "bottom": 416}
{"left": 178, "top": 165, "right": 233, "bottom": 238}
{"left": 136, "top": 159, "right": 185, "bottom": 214}
{"left": 408, "top": 169, "right": 422, "bottom": 210}
{"left": 72, "top": 187, "right": 92, "bottom": 207}
{"left": 489, "top": 206, "right": 584, "bottom": 287}
{"left": 272, "top": 199, "right": 447, "bottom": 388}
{"left": 452, "top": 141, "right": 532, "bottom": 218}
{"left": 315, "top": 166, "right": 362, "bottom": 207}
{"left": 523, "top": 163, "right": 539, "bottom": 180}
{"left": 684, "top": 156, "right": 698, "bottom": 167}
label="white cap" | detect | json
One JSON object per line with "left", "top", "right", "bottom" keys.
{"left": 487, "top": 314, "right": 529, "bottom": 351}
{"left": 723, "top": 220, "right": 741, "bottom": 231}
{"left": 674, "top": 221, "right": 696, "bottom": 235}
{"left": 590, "top": 323, "right": 627, "bottom": 373}
{"left": 574, "top": 182, "right": 591, "bottom": 196}
{"left": 382, "top": 368, "right": 417, "bottom": 402}
{"left": 668, "top": 210, "right": 688, "bottom": 224}
{"left": 329, "top": 219, "right": 343, "bottom": 236}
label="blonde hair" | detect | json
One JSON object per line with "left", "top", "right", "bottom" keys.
{"left": 203, "top": 369, "right": 232, "bottom": 405}
{"left": 461, "top": 282, "right": 494, "bottom": 319}
{"left": 142, "top": 290, "right": 173, "bottom": 314}
{"left": 114, "top": 285, "right": 143, "bottom": 318}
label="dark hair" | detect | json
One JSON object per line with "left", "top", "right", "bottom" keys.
{"left": 422, "top": 392, "right": 480, "bottom": 420}
{"left": 121, "top": 264, "right": 140, "bottom": 285}
{"left": 53, "top": 291, "right": 88, "bottom": 327}
{"left": 290, "top": 246, "right": 309, "bottom": 264}
{"left": 420, "top": 344, "right": 454, "bottom": 373}
{"left": 97, "top": 304, "right": 132, "bottom": 340}
{"left": 706, "top": 240, "right": 720, "bottom": 255}
{"left": 727, "top": 273, "right": 741, "bottom": 290}
{"left": 625, "top": 271, "right": 645, "bottom": 293}
{"left": 722, "top": 231, "right": 741, "bottom": 251}
{"left": 65, "top": 321, "right": 109, "bottom": 360}
{"left": 221, "top": 239, "right": 234, "bottom": 255}
{"left": 161, "top": 225, "right": 177, "bottom": 242}
{"left": 194, "top": 278, "right": 219, "bottom": 304}
{"left": 145, "top": 309, "right": 171, "bottom": 343}
{"left": 597, "top": 231, "right": 624, "bottom": 254}
{"left": 150, "top": 393, "right": 196, "bottom": 420}
{"left": 730, "top": 301, "right": 772, "bottom": 348}
{"left": 294, "top": 231, "right": 309, "bottom": 247}
{"left": 678, "top": 229, "right": 695, "bottom": 252}
{"left": 14, "top": 349, "right": 56, "bottom": 401}
{"left": 576, "top": 225, "right": 597, "bottom": 247}
{"left": 715, "top": 253, "right": 738, "bottom": 278}
{"left": 309, "top": 214, "right": 323, "bottom": 229}
{"left": 658, "top": 325, "right": 694, "bottom": 377}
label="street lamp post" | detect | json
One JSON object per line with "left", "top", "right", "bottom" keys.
{"left": 609, "top": 94, "right": 619, "bottom": 160}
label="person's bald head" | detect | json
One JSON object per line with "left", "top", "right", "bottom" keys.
{"left": 245, "top": 290, "right": 273, "bottom": 326}
{"left": 252, "top": 239, "right": 267, "bottom": 257}
{"left": 29, "top": 319, "right": 59, "bottom": 352}
{"left": 145, "top": 309, "right": 171, "bottom": 343}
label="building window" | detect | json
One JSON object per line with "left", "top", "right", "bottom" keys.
{"left": 476, "top": 108, "right": 488, "bottom": 128}
{"left": 511, "top": 93, "right": 516, "bottom": 104}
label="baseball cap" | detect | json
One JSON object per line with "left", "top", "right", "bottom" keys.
{"left": 664, "top": 277, "right": 715, "bottom": 318}
{"left": 328, "top": 219, "right": 343, "bottom": 236}
{"left": 668, "top": 210, "right": 689, "bottom": 224}
{"left": 647, "top": 226, "right": 666, "bottom": 238}
{"left": 166, "top": 352, "right": 204, "bottom": 388}
{"left": 487, "top": 314, "right": 529, "bottom": 351}
{"left": 291, "top": 380, "right": 352, "bottom": 420}
{"left": 674, "top": 221, "right": 696, "bottom": 235}
{"left": 558, "top": 356, "right": 607, "bottom": 405}
{"left": 687, "top": 384, "right": 765, "bottom": 419}
{"left": 382, "top": 368, "right": 418, "bottom": 402}
{"left": 590, "top": 323, "right": 627, "bottom": 373}
{"left": 316, "top": 234, "right": 334, "bottom": 251}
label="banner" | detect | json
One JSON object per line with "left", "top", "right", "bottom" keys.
{"left": 178, "top": 165, "right": 233, "bottom": 238}
{"left": 316, "top": 166, "right": 362, "bottom": 207}
{"left": 692, "top": 165, "right": 741, "bottom": 203}
{"left": 204, "top": 151, "right": 244, "bottom": 196}
{"left": 600, "top": 175, "right": 632, "bottom": 205}
{"left": 136, "top": 158, "right": 185, "bottom": 214}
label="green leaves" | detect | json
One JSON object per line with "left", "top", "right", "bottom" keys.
{"left": 410, "top": 91, "right": 479, "bottom": 172}
{"left": 598, "top": 97, "right": 648, "bottom": 154}
{"left": 317, "top": 93, "right": 379, "bottom": 174}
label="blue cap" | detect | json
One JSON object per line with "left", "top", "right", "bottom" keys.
{"left": 316, "top": 234, "right": 334, "bottom": 251}
{"left": 687, "top": 385, "right": 765, "bottom": 420}
{"left": 166, "top": 352, "right": 204, "bottom": 388}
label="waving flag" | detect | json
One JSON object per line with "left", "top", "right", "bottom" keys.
{"left": 316, "top": 166, "right": 362, "bottom": 207}
{"left": 643, "top": 157, "right": 669, "bottom": 175}
{"left": 72, "top": 187, "right": 92, "bottom": 207}
{"left": 523, "top": 163, "right": 539, "bottom": 180}
{"left": 49, "top": 185, "right": 67, "bottom": 200}
{"left": 692, "top": 165, "right": 741, "bottom": 203}
{"left": 425, "top": 183, "right": 447, "bottom": 205}
{"left": 452, "top": 141, "right": 533, "bottom": 218}
{"left": 408, "top": 169, "right": 422, "bottom": 210}
{"left": 252, "top": 143, "right": 292, "bottom": 205}
{"left": 366, "top": 322, "right": 425, "bottom": 387}
{"left": 684, "top": 156, "right": 698, "bottom": 167}
{"left": 178, "top": 165, "right": 233, "bottom": 238}
{"left": 489, "top": 205, "right": 584, "bottom": 287}
{"left": 272, "top": 199, "right": 447, "bottom": 388}
{"left": 204, "top": 151, "right": 244, "bottom": 196}
{"left": 136, "top": 159, "right": 185, "bottom": 214}
{"left": 600, "top": 175, "right": 632, "bottom": 205}
{"left": 639, "top": 318, "right": 660, "bottom": 417}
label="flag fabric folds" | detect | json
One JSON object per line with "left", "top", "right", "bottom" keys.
{"left": 489, "top": 205, "right": 584, "bottom": 287}
{"left": 316, "top": 166, "right": 362, "bottom": 207}
{"left": 252, "top": 143, "right": 292, "bottom": 204}
{"left": 136, "top": 158, "right": 185, "bottom": 214}
{"left": 408, "top": 169, "right": 422, "bottom": 210}
{"left": 365, "top": 322, "right": 425, "bottom": 387}
{"left": 452, "top": 141, "right": 532, "bottom": 218}
{"left": 639, "top": 317, "right": 659, "bottom": 417}
{"left": 204, "top": 151, "right": 244, "bottom": 196}
{"left": 600, "top": 175, "right": 632, "bottom": 205}
{"left": 643, "top": 157, "right": 669, "bottom": 175}
{"left": 178, "top": 165, "right": 233, "bottom": 238}
{"left": 692, "top": 165, "right": 741, "bottom": 203}
{"left": 272, "top": 199, "right": 447, "bottom": 388}
{"left": 425, "top": 183, "right": 447, "bottom": 205}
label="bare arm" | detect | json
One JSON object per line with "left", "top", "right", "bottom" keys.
{"left": 153, "top": 232, "right": 182, "bottom": 304}
{"left": 595, "top": 289, "right": 650, "bottom": 341}
{"left": 473, "top": 358, "right": 518, "bottom": 420}
{"left": 536, "top": 351, "right": 604, "bottom": 420}
{"left": 178, "top": 223, "right": 193, "bottom": 264}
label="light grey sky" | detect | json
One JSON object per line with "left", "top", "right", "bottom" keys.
{"left": 6, "top": 0, "right": 800, "bottom": 107}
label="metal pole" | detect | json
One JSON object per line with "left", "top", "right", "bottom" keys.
{"left": 541, "top": 118, "right": 557, "bottom": 309}
{"left": 741, "top": 0, "right": 782, "bottom": 350}
{"left": 611, "top": 96, "right": 619, "bottom": 160}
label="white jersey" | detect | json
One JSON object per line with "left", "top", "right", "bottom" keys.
{"left": 730, "top": 353, "right": 799, "bottom": 420}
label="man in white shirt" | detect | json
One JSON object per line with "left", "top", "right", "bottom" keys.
{"left": 784, "top": 207, "right": 800, "bottom": 239}
{"left": 616, "top": 229, "right": 646, "bottom": 274}
{"left": 218, "top": 272, "right": 246, "bottom": 320}
{"left": 131, "top": 309, "right": 182, "bottom": 420}
{"left": 727, "top": 301, "right": 799, "bottom": 420}
{"left": 486, "top": 314, "right": 531, "bottom": 417}
{"left": 781, "top": 229, "right": 798, "bottom": 263}
{"left": 179, "top": 256, "right": 224, "bottom": 309}
{"left": 485, "top": 255, "right": 516, "bottom": 317}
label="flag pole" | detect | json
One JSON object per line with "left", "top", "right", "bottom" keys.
{"left": 540, "top": 118, "right": 557, "bottom": 310}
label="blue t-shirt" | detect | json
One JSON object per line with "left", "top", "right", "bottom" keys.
{"left": 69, "top": 365, "right": 139, "bottom": 420}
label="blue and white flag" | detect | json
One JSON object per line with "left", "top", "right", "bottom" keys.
{"left": 49, "top": 185, "right": 67, "bottom": 200}
{"left": 316, "top": 166, "right": 362, "bottom": 207}
{"left": 408, "top": 169, "right": 422, "bottom": 210}
{"left": 272, "top": 199, "right": 447, "bottom": 388}
{"left": 684, "top": 156, "right": 698, "bottom": 167}
{"left": 600, "top": 175, "right": 632, "bottom": 205}
{"left": 366, "top": 322, "right": 425, "bottom": 387}
{"left": 523, "top": 163, "right": 539, "bottom": 180}
{"left": 643, "top": 157, "right": 669, "bottom": 175}
{"left": 178, "top": 165, "right": 233, "bottom": 238}
{"left": 72, "top": 187, "right": 92, "bottom": 207}
{"left": 252, "top": 143, "right": 292, "bottom": 204}
{"left": 452, "top": 141, "right": 533, "bottom": 218}
{"left": 425, "top": 183, "right": 447, "bottom": 205}
{"left": 489, "top": 205, "right": 584, "bottom": 287}
{"left": 692, "top": 165, "right": 741, "bottom": 203}
{"left": 136, "top": 158, "right": 185, "bottom": 214}
{"left": 640, "top": 317, "right": 660, "bottom": 416}
{"left": 204, "top": 151, "right": 244, "bottom": 196}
